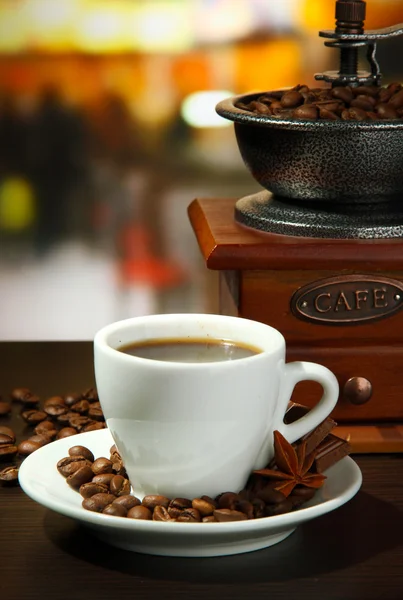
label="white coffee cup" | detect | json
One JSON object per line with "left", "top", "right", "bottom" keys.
{"left": 94, "top": 314, "right": 339, "bottom": 499}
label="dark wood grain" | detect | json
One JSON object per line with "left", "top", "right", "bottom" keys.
{"left": 1, "top": 343, "right": 402, "bottom": 600}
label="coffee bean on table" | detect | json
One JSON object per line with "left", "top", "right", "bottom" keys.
{"left": 27, "top": 434, "right": 51, "bottom": 447}
{"left": 17, "top": 440, "right": 41, "bottom": 455}
{"left": 34, "top": 421, "right": 56, "bottom": 436}
{"left": 56, "top": 427, "right": 77, "bottom": 439}
{"left": 82, "top": 388, "right": 98, "bottom": 402}
{"left": 64, "top": 392, "right": 82, "bottom": 407}
{"left": 0, "top": 401, "right": 11, "bottom": 415}
{"left": 21, "top": 410, "right": 47, "bottom": 424}
{"left": 0, "top": 465, "right": 19, "bottom": 485}
{"left": 83, "top": 422, "right": 104, "bottom": 432}
{"left": 0, "top": 444, "right": 18, "bottom": 459}
{"left": 70, "top": 400, "right": 90, "bottom": 414}
{"left": 0, "top": 426, "right": 15, "bottom": 443}
{"left": 127, "top": 505, "right": 152, "bottom": 520}
{"left": 69, "top": 445, "right": 94, "bottom": 462}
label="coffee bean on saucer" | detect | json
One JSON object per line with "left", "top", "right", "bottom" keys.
{"left": 256, "top": 486, "right": 285, "bottom": 505}
{"left": 235, "top": 500, "right": 254, "bottom": 519}
{"left": 91, "top": 473, "right": 115, "bottom": 487}
{"left": 112, "top": 495, "right": 141, "bottom": 510}
{"left": 109, "top": 475, "right": 131, "bottom": 496}
{"left": 213, "top": 509, "right": 248, "bottom": 522}
{"left": 177, "top": 508, "right": 201, "bottom": 522}
{"left": 66, "top": 465, "right": 94, "bottom": 490}
{"left": 0, "top": 401, "right": 11, "bottom": 415}
{"left": 264, "top": 498, "right": 293, "bottom": 516}
{"left": 153, "top": 506, "right": 174, "bottom": 521}
{"left": 79, "top": 481, "right": 109, "bottom": 498}
{"left": 217, "top": 492, "right": 239, "bottom": 510}
{"left": 82, "top": 493, "right": 116, "bottom": 513}
{"left": 56, "top": 427, "right": 78, "bottom": 439}
{"left": 103, "top": 503, "right": 127, "bottom": 517}
{"left": 251, "top": 498, "right": 266, "bottom": 518}
{"left": 0, "top": 465, "right": 19, "bottom": 485}
{"left": 127, "top": 505, "right": 152, "bottom": 520}
{"left": 169, "top": 497, "right": 192, "bottom": 511}
{"left": 289, "top": 486, "right": 316, "bottom": 507}
{"left": 0, "top": 444, "right": 18, "bottom": 460}
{"left": 91, "top": 457, "right": 113, "bottom": 475}
{"left": 69, "top": 445, "right": 94, "bottom": 462}
{"left": 57, "top": 456, "right": 92, "bottom": 477}
{"left": 0, "top": 426, "right": 15, "bottom": 443}
{"left": 142, "top": 495, "right": 170, "bottom": 510}
{"left": 21, "top": 410, "right": 47, "bottom": 424}
{"left": 17, "top": 439, "right": 41, "bottom": 455}
{"left": 191, "top": 498, "right": 215, "bottom": 517}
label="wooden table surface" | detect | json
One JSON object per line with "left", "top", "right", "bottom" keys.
{"left": 0, "top": 343, "right": 402, "bottom": 600}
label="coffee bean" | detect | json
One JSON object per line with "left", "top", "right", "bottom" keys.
{"left": 153, "top": 506, "right": 173, "bottom": 521}
{"left": 66, "top": 465, "right": 94, "bottom": 489}
{"left": 213, "top": 509, "right": 248, "bottom": 522}
{"left": 341, "top": 107, "right": 368, "bottom": 121}
{"left": 69, "top": 445, "right": 94, "bottom": 462}
{"left": 353, "top": 86, "right": 379, "bottom": 97}
{"left": 109, "top": 475, "right": 131, "bottom": 496}
{"left": 127, "top": 505, "right": 152, "bottom": 520}
{"left": 82, "top": 388, "right": 98, "bottom": 402}
{"left": 0, "top": 426, "right": 15, "bottom": 443}
{"left": 142, "top": 495, "right": 170, "bottom": 510}
{"left": 82, "top": 493, "right": 116, "bottom": 513}
{"left": 79, "top": 482, "right": 109, "bottom": 498}
{"left": 69, "top": 416, "right": 91, "bottom": 431}
{"left": 217, "top": 492, "right": 239, "bottom": 510}
{"left": 0, "top": 465, "right": 19, "bottom": 484}
{"left": 112, "top": 495, "right": 141, "bottom": 510}
{"left": 0, "top": 433, "right": 14, "bottom": 445}
{"left": 265, "top": 498, "right": 293, "bottom": 516}
{"left": 87, "top": 407, "right": 104, "bottom": 421}
{"left": 92, "top": 457, "right": 113, "bottom": 475}
{"left": 289, "top": 486, "right": 316, "bottom": 507}
{"left": 0, "top": 444, "right": 18, "bottom": 459}
{"left": 169, "top": 497, "right": 192, "bottom": 510}
{"left": 18, "top": 440, "right": 41, "bottom": 455}
{"left": 11, "top": 387, "right": 34, "bottom": 402}
{"left": 64, "top": 392, "right": 82, "bottom": 407}
{"left": 251, "top": 498, "right": 266, "bottom": 518}
{"left": 351, "top": 96, "right": 376, "bottom": 111}
{"left": 177, "top": 508, "right": 201, "bottom": 522}
{"left": 44, "top": 404, "right": 68, "bottom": 418}
{"left": 389, "top": 88, "right": 403, "bottom": 109}
{"left": 34, "top": 421, "right": 56, "bottom": 437}
{"left": 27, "top": 434, "right": 51, "bottom": 447}
{"left": 256, "top": 486, "right": 285, "bottom": 505}
{"left": 82, "top": 422, "right": 105, "bottom": 432}
{"left": 44, "top": 396, "right": 66, "bottom": 408}
{"left": 319, "top": 108, "right": 339, "bottom": 120}
{"left": 248, "top": 101, "right": 271, "bottom": 115}
{"left": 21, "top": 410, "right": 47, "bottom": 424}
{"left": 103, "top": 503, "right": 127, "bottom": 517}
{"left": 235, "top": 500, "right": 254, "bottom": 519}
{"left": 111, "top": 458, "right": 126, "bottom": 476}
{"left": 71, "top": 400, "right": 90, "bottom": 414}
{"left": 57, "top": 456, "right": 91, "bottom": 477}
{"left": 92, "top": 473, "right": 115, "bottom": 487}
{"left": 292, "top": 105, "right": 318, "bottom": 120}
{"left": 57, "top": 412, "right": 76, "bottom": 425}
{"left": 56, "top": 427, "right": 77, "bottom": 439}
{"left": 167, "top": 506, "right": 183, "bottom": 519}
{"left": 0, "top": 401, "right": 11, "bottom": 415}
{"left": 281, "top": 91, "right": 303, "bottom": 108}
{"left": 202, "top": 516, "right": 216, "bottom": 523}
{"left": 110, "top": 445, "right": 119, "bottom": 456}
{"left": 376, "top": 103, "right": 398, "bottom": 120}
{"left": 331, "top": 86, "right": 353, "bottom": 103}
{"left": 192, "top": 498, "right": 215, "bottom": 516}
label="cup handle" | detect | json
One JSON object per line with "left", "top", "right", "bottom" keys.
{"left": 253, "top": 361, "right": 339, "bottom": 469}
{"left": 276, "top": 361, "right": 339, "bottom": 444}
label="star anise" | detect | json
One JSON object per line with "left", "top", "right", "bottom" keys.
{"left": 253, "top": 430, "right": 326, "bottom": 497}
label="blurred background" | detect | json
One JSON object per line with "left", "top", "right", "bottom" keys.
{"left": 0, "top": 0, "right": 402, "bottom": 339}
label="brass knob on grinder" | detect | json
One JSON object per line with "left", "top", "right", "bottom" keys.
{"left": 343, "top": 377, "right": 373, "bottom": 405}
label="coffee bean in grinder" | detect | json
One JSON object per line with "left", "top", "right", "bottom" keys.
{"left": 188, "top": 0, "right": 403, "bottom": 453}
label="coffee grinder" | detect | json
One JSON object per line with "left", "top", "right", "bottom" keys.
{"left": 188, "top": 0, "right": 403, "bottom": 452}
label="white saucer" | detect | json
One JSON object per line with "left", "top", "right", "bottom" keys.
{"left": 19, "top": 428, "right": 362, "bottom": 558}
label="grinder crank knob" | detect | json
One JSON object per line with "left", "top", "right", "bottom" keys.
{"left": 343, "top": 376, "right": 373, "bottom": 405}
